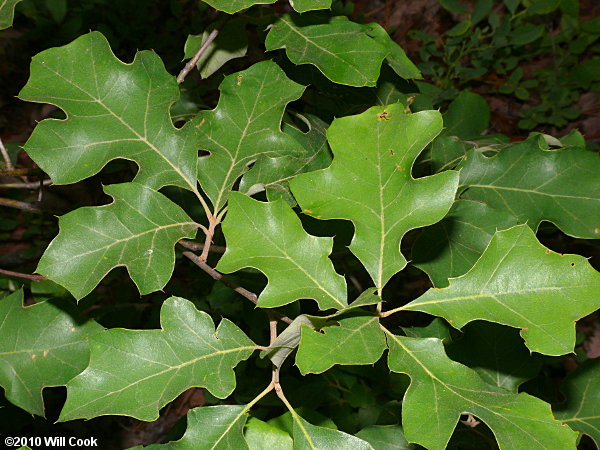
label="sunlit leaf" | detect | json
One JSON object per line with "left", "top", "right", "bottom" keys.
{"left": 290, "top": 410, "right": 373, "bottom": 449}
{"left": 201, "top": 0, "right": 275, "bottom": 14}
{"left": 60, "top": 297, "right": 256, "bottom": 421}
{"left": 37, "top": 183, "right": 198, "bottom": 300}
{"left": 404, "top": 225, "right": 600, "bottom": 356}
{"left": 289, "top": 0, "right": 332, "bottom": 13}
{"left": 217, "top": 193, "right": 347, "bottom": 310}
{"left": 291, "top": 103, "right": 458, "bottom": 289}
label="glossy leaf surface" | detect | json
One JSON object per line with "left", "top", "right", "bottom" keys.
{"left": 37, "top": 183, "right": 197, "bottom": 300}
{"left": 295, "top": 314, "right": 386, "bottom": 374}
{"left": 291, "top": 412, "right": 373, "bottom": 449}
{"left": 385, "top": 332, "right": 578, "bottom": 449}
{"left": 194, "top": 61, "right": 305, "bottom": 211}
{"left": 404, "top": 225, "right": 600, "bottom": 355}
{"left": 0, "top": 290, "right": 102, "bottom": 416}
{"left": 60, "top": 297, "right": 255, "bottom": 421}
{"left": 291, "top": 104, "right": 458, "bottom": 289}
{"left": 19, "top": 32, "right": 199, "bottom": 192}
{"left": 412, "top": 200, "right": 519, "bottom": 287}
{"left": 266, "top": 14, "right": 388, "bottom": 87}
{"left": 289, "top": 0, "right": 332, "bottom": 12}
{"left": 459, "top": 139, "right": 600, "bottom": 238}
{"left": 217, "top": 193, "right": 347, "bottom": 310}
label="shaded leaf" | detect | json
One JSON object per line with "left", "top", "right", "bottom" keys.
{"left": 0, "top": 0, "right": 21, "bottom": 29}
{"left": 404, "top": 225, "right": 600, "bottom": 355}
{"left": 385, "top": 332, "right": 578, "bottom": 449}
{"left": 265, "top": 14, "right": 388, "bottom": 87}
{"left": 289, "top": 0, "right": 332, "bottom": 13}
{"left": 402, "top": 317, "right": 452, "bottom": 342}
{"left": 458, "top": 138, "right": 600, "bottom": 238}
{"left": 364, "top": 23, "right": 422, "bottom": 80}
{"left": 261, "top": 315, "right": 329, "bottom": 369}
{"left": 60, "top": 297, "right": 256, "bottom": 421}
{"left": 184, "top": 19, "right": 248, "bottom": 79}
{"left": 0, "top": 290, "right": 102, "bottom": 416}
{"left": 443, "top": 92, "right": 490, "bottom": 139}
{"left": 355, "top": 425, "right": 416, "bottom": 450}
{"left": 245, "top": 417, "right": 294, "bottom": 449}
{"left": 412, "top": 200, "right": 519, "bottom": 287}
{"left": 555, "top": 359, "right": 600, "bottom": 446}
{"left": 290, "top": 411, "right": 373, "bottom": 449}
{"left": 19, "top": 32, "right": 199, "bottom": 193}
{"left": 37, "top": 183, "right": 197, "bottom": 300}
{"left": 446, "top": 321, "right": 542, "bottom": 391}
{"left": 217, "top": 193, "right": 347, "bottom": 310}
{"left": 296, "top": 314, "right": 386, "bottom": 374}
{"left": 201, "top": 0, "right": 275, "bottom": 14}
{"left": 240, "top": 114, "right": 332, "bottom": 206}
{"left": 193, "top": 60, "right": 305, "bottom": 211}
{"left": 291, "top": 104, "right": 459, "bottom": 289}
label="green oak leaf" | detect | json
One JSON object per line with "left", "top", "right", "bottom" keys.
{"left": 240, "top": 114, "right": 332, "bottom": 206}
{"left": 0, "top": 0, "right": 21, "bottom": 29}
{"left": 193, "top": 60, "right": 305, "bottom": 211}
{"left": 295, "top": 314, "right": 386, "bottom": 374}
{"left": 19, "top": 32, "right": 200, "bottom": 193}
{"left": 37, "top": 183, "right": 197, "bottom": 300}
{"left": 443, "top": 91, "right": 490, "bottom": 139}
{"left": 403, "top": 225, "right": 600, "bottom": 356}
{"left": 217, "top": 193, "right": 347, "bottom": 310}
{"left": 364, "top": 23, "right": 422, "bottom": 80}
{"left": 384, "top": 331, "right": 578, "bottom": 450}
{"left": 412, "top": 200, "right": 520, "bottom": 287}
{"left": 265, "top": 14, "right": 388, "bottom": 87}
{"left": 184, "top": 19, "right": 248, "bottom": 79}
{"left": 0, "top": 290, "right": 102, "bottom": 416}
{"left": 290, "top": 411, "right": 373, "bottom": 449}
{"left": 60, "top": 297, "right": 256, "bottom": 421}
{"left": 458, "top": 138, "right": 600, "bottom": 238}
{"left": 201, "top": 0, "right": 275, "bottom": 13}
{"left": 245, "top": 417, "right": 294, "bottom": 449}
{"left": 289, "top": 0, "right": 332, "bottom": 13}
{"left": 291, "top": 103, "right": 459, "bottom": 290}
{"left": 555, "top": 359, "right": 600, "bottom": 446}
{"left": 355, "top": 425, "right": 417, "bottom": 450}
{"left": 145, "top": 405, "right": 250, "bottom": 449}
{"left": 446, "top": 321, "right": 542, "bottom": 392}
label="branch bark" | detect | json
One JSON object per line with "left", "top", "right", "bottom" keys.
{"left": 177, "top": 29, "right": 219, "bottom": 84}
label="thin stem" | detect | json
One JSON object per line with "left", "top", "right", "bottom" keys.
{"left": 0, "top": 179, "right": 53, "bottom": 189}
{"left": 0, "top": 138, "right": 13, "bottom": 170}
{"left": 200, "top": 220, "right": 217, "bottom": 262}
{"left": 0, "top": 168, "right": 43, "bottom": 177}
{"left": 181, "top": 250, "right": 293, "bottom": 324}
{"left": 177, "top": 29, "right": 219, "bottom": 84}
{"left": 0, "top": 268, "right": 48, "bottom": 281}
{"left": 192, "top": 188, "right": 214, "bottom": 228}
{"left": 0, "top": 197, "right": 43, "bottom": 214}
{"left": 379, "top": 304, "right": 406, "bottom": 318}
{"left": 178, "top": 239, "right": 226, "bottom": 253}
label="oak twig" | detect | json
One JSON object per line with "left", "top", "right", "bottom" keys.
{"left": 0, "top": 197, "right": 43, "bottom": 214}
{"left": 0, "top": 268, "right": 48, "bottom": 281}
{"left": 178, "top": 239, "right": 226, "bottom": 253}
{"left": 0, "top": 179, "right": 52, "bottom": 189}
{"left": 177, "top": 29, "right": 219, "bottom": 84}
{"left": 181, "top": 250, "right": 293, "bottom": 324}
{"left": 0, "top": 138, "right": 12, "bottom": 170}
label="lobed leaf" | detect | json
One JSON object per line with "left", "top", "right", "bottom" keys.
{"left": 60, "top": 297, "right": 256, "bottom": 421}
{"left": 0, "top": 0, "right": 22, "bottom": 29}
{"left": 385, "top": 332, "right": 578, "bottom": 449}
{"left": 265, "top": 14, "right": 388, "bottom": 87}
{"left": 19, "top": 32, "right": 199, "bottom": 193}
{"left": 291, "top": 103, "right": 459, "bottom": 290}
{"left": 193, "top": 60, "right": 305, "bottom": 211}
{"left": 458, "top": 138, "right": 600, "bottom": 238}
{"left": 289, "top": 411, "right": 373, "bottom": 449}
{"left": 217, "top": 193, "right": 347, "bottom": 310}
{"left": 295, "top": 314, "right": 386, "bottom": 374}
{"left": 0, "top": 290, "right": 102, "bottom": 416}
{"left": 37, "top": 183, "right": 198, "bottom": 300}
{"left": 555, "top": 359, "right": 600, "bottom": 446}
{"left": 412, "top": 200, "right": 519, "bottom": 287}
{"left": 404, "top": 225, "right": 600, "bottom": 355}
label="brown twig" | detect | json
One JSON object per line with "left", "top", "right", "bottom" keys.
{"left": 0, "top": 179, "right": 52, "bottom": 189}
{"left": 0, "top": 197, "right": 43, "bottom": 214}
{"left": 0, "top": 138, "right": 13, "bottom": 170}
{"left": 178, "top": 239, "right": 226, "bottom": 253}
{"left": 0, "top": 168, "right": 43, "bottom": 177}
{"left": 0, "top": 268, "right": 48, "bottom": 281}
{"left": 181, "top": 250, "right": 293, "bottom": 324}
{"left": 177, "top": 29, "right": 219, "bottom": 84}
